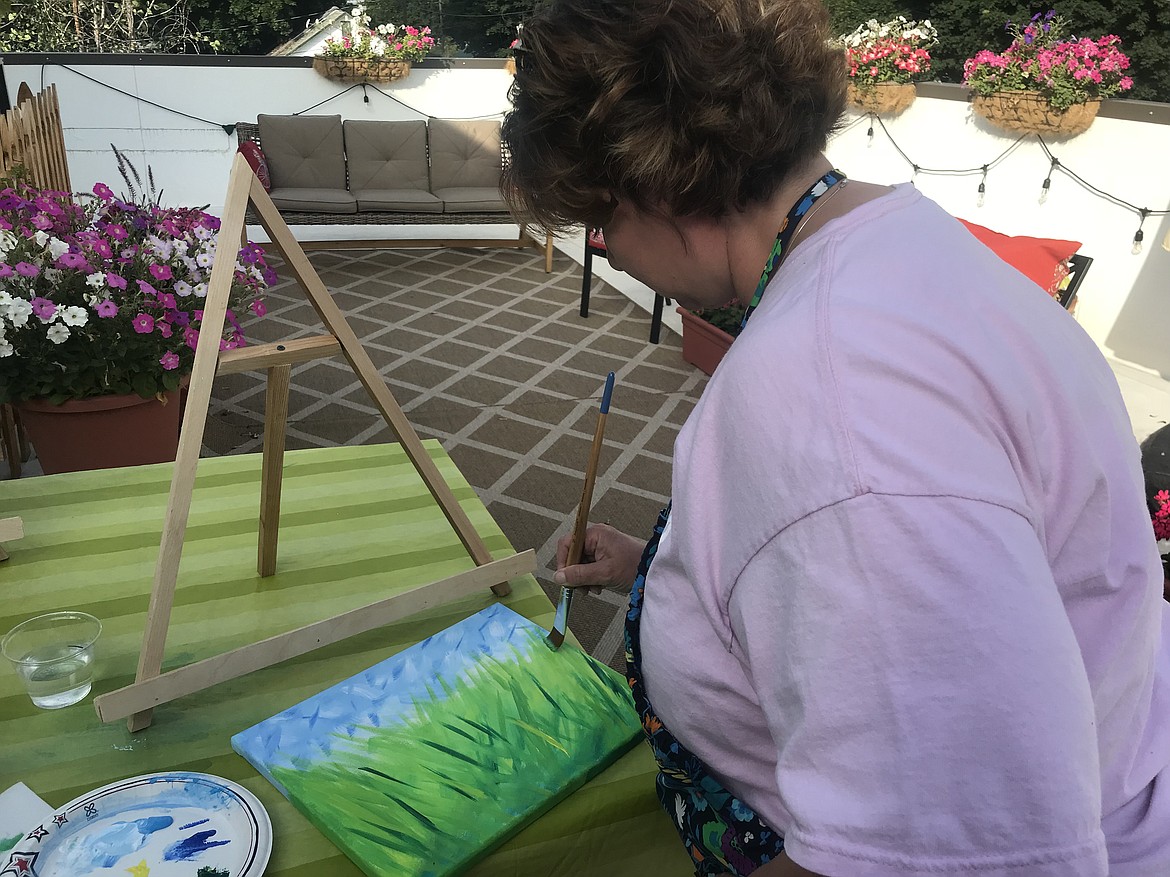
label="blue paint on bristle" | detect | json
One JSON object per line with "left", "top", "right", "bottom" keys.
{"left": 600, "top": 371, "right": 615, "bottom": 414}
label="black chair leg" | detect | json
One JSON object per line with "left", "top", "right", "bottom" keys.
{"left": 649, "top": 294, "right": 666, "bottom": 344}
{"left": 580, "top": 247, "right": 593, "bottom": 317}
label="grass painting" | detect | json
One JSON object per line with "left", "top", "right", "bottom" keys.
{"left": 231, "top": 603, "right": 641, "bottom": 877}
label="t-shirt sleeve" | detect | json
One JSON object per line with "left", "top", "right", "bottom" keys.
{"left": 726, "top": 491, "right": 1109, "bottom": 876}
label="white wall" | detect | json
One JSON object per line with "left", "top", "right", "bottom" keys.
{"left": 3, "top": 61, "right": 1168, "bottom": 374}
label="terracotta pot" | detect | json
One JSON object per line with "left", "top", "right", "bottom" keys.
{"left": 846, "top": 82, "right": 916, "bottom": 116}
{"left": 678, "top": 307, "right": 734, "bottom": 376}
{"left": 971, "top": 91, "right": 1100, "bottom": 137}
{"left": 16, "top": 388, "right": 183, "bottom": 475}
{"left": 312, "top": 56, "right": 412, "bottom": 83}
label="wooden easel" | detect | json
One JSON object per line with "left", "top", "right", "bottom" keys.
{"left": 93, "top": 154, "right": 535, "bottom": 731}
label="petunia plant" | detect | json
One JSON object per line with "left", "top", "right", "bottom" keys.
{"left": 318, "top": 2, "right": 435, "bottom": 62}
{"left": 963, "top": 11, "right": 1134, "bottom": 111}
{"left": 0, "top": 174, "right": 275, "bottom": 404}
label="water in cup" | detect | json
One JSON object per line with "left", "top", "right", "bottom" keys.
{"left": 15, "top": 642, "right": 95, "bottom": 708}
{"left": 3, "top": 611, "right": 101, "bottom": 710}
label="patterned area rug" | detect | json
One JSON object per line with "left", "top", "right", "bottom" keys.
{"left": 204, "top": 245, "right": 709, "bottom": 670}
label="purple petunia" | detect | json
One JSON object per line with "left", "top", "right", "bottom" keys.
{"left": 56, "top": 252, "right": 89, "bottom": 270}
{"left": 106, "top": 271, "right": 127, "bottom": 289}
{"left": 15, "top": 262, "right": 40, "bottom": 278}
{"left": 30, "top": 296, "right": 57, "bottom": 321}
{"left": 159, "top": 351, "right": 180, "bottom": 371}
{"left": 0, "top": 263, "right": 12, "bottom": 278}
{"left": 92, "top": 182, "right": 115, "bottom": 201}
{"left": 96, "top": 299, "right": 118, "bottom": 318}
{"left": 149, "top": 264, "right": 173, "bottom": 281}
{"left": 132, "top": 313, "right": 155, "bottom": 334}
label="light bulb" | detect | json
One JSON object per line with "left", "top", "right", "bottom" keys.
{"left": 1133, "top": 229, "right": 1145, "bottom": 255}
{"left": 1039, "top": 179, "right": 1051, "bottom": 205}
{"left": 976, "top": 183, "right": 985, "bottom": 208}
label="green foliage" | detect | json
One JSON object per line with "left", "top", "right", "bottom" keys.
{"left": 185, "top": 0, "right": 297, "bottom": 55}
{"left": 268, "top": 627, "right": 640, "bottom": 876}
{"left": 365, "top": 0, "right": 544, "bottom": 57}
{"left": 693, "top": 304, "right": 746, "bottom": 338}
{"left": 0, "top": 0, "right": 210, "bottom": 53}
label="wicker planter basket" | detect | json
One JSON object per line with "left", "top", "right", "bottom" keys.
{"left": 971, "top": 91, "right": 1101, "bottom": 137}
{"left": 846, "top": 82, "right": 916, "bottom": 116}
{"left": 312, "top": 57, "right": 412, "bottom": 84}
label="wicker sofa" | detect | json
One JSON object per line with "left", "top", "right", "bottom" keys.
{"left": 236, "top": 114, "right": 552, "bottom": 271}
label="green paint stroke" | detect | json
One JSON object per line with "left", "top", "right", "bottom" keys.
{"left": 269, "top": 627, "right": 640, "bottom": 877}
{"left": 196, "top": 868, "right": 230, "bottom": 877}
{"left": 0, "top": 834, "right": 22, "bottom": 854}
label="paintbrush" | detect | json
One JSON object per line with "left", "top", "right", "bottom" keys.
{"left": 547, "top": 371, "right": 615, "bottom": 649}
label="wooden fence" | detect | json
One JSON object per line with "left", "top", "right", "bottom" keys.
{"left": 0, "top": 83, "right": 71, "bottom": 192}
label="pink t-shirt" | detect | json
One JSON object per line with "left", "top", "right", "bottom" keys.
{"left": 640, "top": 185, "right": 1170, "bottom": 876}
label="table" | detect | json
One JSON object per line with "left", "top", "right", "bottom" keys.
{"left": 0, "top": 443, "right": 691, "bottom": 875}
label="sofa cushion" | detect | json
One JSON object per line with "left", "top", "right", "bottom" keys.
{"left": 268, "top": 187, "right": 357, "bottom": 214}
{"left": 428, "top": 119, "right": 502, "bottom": 191}
{"left": 237, "top": 142, "right": 271, "bottom": 192}
{"left": 258, "top": 114, "right": 347, "bottom": 190}
{"left": 345, "top": 120, "right": 431, "bottom": 193}
{"left": 354, "top": 188, "right": 443, "bottom": 213}
{"left": 433, "top": 187, "right": 509, "bottom": 213}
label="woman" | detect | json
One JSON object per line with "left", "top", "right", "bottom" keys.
{"left": 502, "top": 2, "right": 1170, "bottom": 875}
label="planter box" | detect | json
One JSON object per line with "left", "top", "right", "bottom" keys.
{"left": 678, "top": 307, "right": 734, "bottom": 376}
{"left": 846, "top": 82, "right": 916, "bottom": 116}
{"left": 312, "top": 57, "right": 412, "bottom": 84}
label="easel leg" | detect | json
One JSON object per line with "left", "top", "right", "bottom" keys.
{"left": 544, "top": 233, "right": 554, "bottom": 273}
{"left": 0, "top": 404, "right": 20, "bottom": 479}
{"left": 258, "top": 364, "right": 291, "bottom": 577}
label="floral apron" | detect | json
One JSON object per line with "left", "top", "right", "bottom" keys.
{"left": 624, "top": 170, "right": 846, "bottom": 876}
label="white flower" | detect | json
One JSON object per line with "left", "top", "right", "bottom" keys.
{"left": 86, "top": 271, "right": 106, "bottom": 289}
{"left": 193, "top": 282, "right": 208, "bottom": 298}
{"left": 60, "top": 305, "right": 88, "bottom": 327}
{"left": 33, "top": 230, "right": 49, "bottom": 247}
{"left": 0, "top": 338, "right": 11, "bottom": 357}
{"left": 46, "top": 322, "right": 70, "bottom": 344}
{"left": 42, "top": 268, "right": 62, "bottom": 285}
{"left": 5, "top": 298, "right": 31, "bottom": 327}
{"left": 47, "top": 238, "right": 70, "bottom": 260}
{"left": 174, "top": 280, "right": 193, "bottom": 296}
{"left": 1159, "top": 539, "right": 1170, "bottom": 556}
{"left": 173, "top": 239, "right": 189, "bottom": 256}
{"left": 196, "top": 252, "right": 214, "bottom": 268}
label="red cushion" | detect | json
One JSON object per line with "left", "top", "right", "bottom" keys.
{"left": 587, "top": 228, "right": 607, "bottom": 251}
{"left": 959, "top": 219, "right": 1080, "bottom": 293}
{"left": 237, "top": 141, "right": 272, "bottom": 192}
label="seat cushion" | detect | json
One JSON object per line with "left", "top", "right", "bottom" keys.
{"left": 433, "top": 187, "right": 508, "bottom": 213}
{"left": 354, "top": 188, "right": 443, "bottom": 213}
{"left": 428, "top": 119, "right": 503, "bottom": 191}
{"left": 258, "top": 114, "right": 347, "bottom": 190}
{"left": 269, "top": 187, "right": 357, "bottom": 214}
{"left": 345, "top": 120, "right": 431, "bottom": 193}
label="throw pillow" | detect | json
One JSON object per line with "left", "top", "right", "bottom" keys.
{"left": 237, "top": 141, "right": 272, "bottom": 192}
{"left": 959, "top": 219, "right": 1080, "bottom": 295}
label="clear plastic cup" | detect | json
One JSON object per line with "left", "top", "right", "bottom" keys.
{"left": 2, "top": 611, "right": 102, "bottom": 709}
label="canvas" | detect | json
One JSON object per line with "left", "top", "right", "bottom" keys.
{"left": 231, "top": 603, "right": 642, "bottom": 877}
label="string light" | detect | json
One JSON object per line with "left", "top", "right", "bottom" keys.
{"left": 1039, "top": 158, "right": 1058, "bottom": 205}
{"left": 860, "top": 118, "right": 1170, "bottom": 255}
{"left": 1133, "top": 209, "right": 1148, "bottom": 255}
{"left": 867, "top": 115, "right": 875, "bottom": 147}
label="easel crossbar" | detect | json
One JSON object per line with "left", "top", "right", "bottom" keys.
{"left": 94, "top": 550, "right": 535, "bottom": 723}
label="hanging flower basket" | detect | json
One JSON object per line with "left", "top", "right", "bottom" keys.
{"left": 505, "top": 57, "right": 516, "bottom": 75}
{"left": 312, "top": 56, "right": 412, "bottom": 84}
{"left": 971, "top": 91, "right": 1101, "bottom": 137}
{"left": 846, "top": 82, "right": 916, "bottom": 116}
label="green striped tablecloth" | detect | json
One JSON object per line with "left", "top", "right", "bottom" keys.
{"left": 0, "top": 442, "right": 691, "bottom": 876}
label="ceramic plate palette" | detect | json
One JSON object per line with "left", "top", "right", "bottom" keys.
{"left": 1, "top": 772, "right": 271, "bottom": 877}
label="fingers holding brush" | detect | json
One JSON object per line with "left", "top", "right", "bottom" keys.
{"left": 554, "top": 523, "right": 643, "bottom": 594}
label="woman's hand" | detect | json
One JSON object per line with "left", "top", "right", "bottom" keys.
{"left": 554, "top": 523, "right": 644, "bottom": 595}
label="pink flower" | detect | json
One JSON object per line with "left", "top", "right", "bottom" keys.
{"left": 30, "top": 296, "right": 56, "bottom": 320}
{"left": 55, "top": 251, "right": 89, "bottom": 270}
{"left": 159, "top": 351, "right": 180, "bottom": 370}
{"left": 96, "top": 299, "right": 118, "bottom": 318}
{"left": 0, "top": 263, "right": 12, "bottom": 278}
{"left": 31, "top": 213, "right": 53, "bottom": 230}
{"left": 106, "top": 271, "right": 127, "bottom": 289}
{"left": 158, "top": 321, "right": 173, "bottom": 338}
{"left": 137, "top": 280, "right": 158, "bottom": 297}
{"left": 91, "top": 240, "right": 114, "bottom": 259}
{"left": 15, "top": 262, "right": 40, "bottom": 278}
{"left": 158, "top": 293, "right": 177, "bottom": 310}
{"left": 132, "top": 313, "right": 155, "bottom": 333}
{"left": 106, "top": 224, "right": 129, "bottom": 241}
{"left": 149, "top": 264, "right": 173, "bottom": 281}
{"left": 184, "top": 327, "right": 199, "bottom": 350}
{"left": 251, "top": 299, "right": 267, "bottom": 318}
{"left": 92, "top": 182, "right": 115, "bottom": 201}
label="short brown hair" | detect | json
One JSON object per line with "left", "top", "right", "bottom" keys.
{"left": 502, "top": 0, "right": 847, "bottom": 232}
